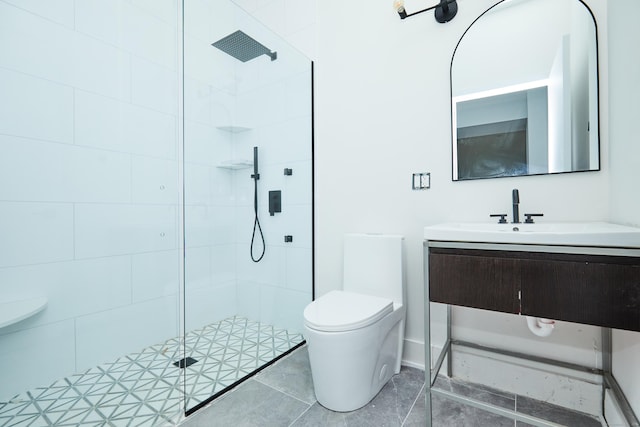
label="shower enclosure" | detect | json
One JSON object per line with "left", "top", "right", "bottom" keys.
{"left": 0, "top": 0, "right": 312, "bottom": 425}
{"left": 181, "top": 0, "right": 313, "bottom": 415}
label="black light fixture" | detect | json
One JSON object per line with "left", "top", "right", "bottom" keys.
{"left": 393, "top": 0, "right": 458, "bottom": 23}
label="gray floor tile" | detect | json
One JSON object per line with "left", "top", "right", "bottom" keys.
{"left": 434, "top": 376, "right": 516, "bottom": 411}
{"left": 402, "top": 385, "right": 427, "bottom": 426}
{"left": 432, "top": 393, "right": 516, "bottom": 427}
{"left": 341, "top": 366, "right": 425, "bottom": 426}
{"left": 291, "top": 403, "right": 348, "bottom": 426}
{"left": 255, "top": 346, "right": 316, "bottom": 404}
{"left": 182, "top": 379, "right": 310, "bottom": 427}
{"left": 181, "top": 347, "right": 607, "bottom": 427}
{"left": 410, "top": 382, "right": 515, "bottom": 426}
{"left": 515, "top": 395, "right": 602, "bottom": 427}
{"left": 291, "top": 366, "right": 424, "bottom": 427}
{"left": 340, "top": 366, "right": 422, "bottom": 426}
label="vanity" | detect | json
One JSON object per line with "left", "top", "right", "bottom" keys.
{"left": 423, "top": 222, "right": 640, "bottom": 426}
{"left": 425, "top": 0, "right": 638, "bottom": 422}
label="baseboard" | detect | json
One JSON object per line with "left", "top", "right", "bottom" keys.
{"left": 401, "top": 337, "right": 425, "bottom": 370}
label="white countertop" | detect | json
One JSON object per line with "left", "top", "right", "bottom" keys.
{"left": 424, "top": 221, "right": 640, "bottom": 248}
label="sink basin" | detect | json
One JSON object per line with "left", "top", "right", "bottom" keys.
{"left": 424, "top": 221, "right": 640, "bottom": 247}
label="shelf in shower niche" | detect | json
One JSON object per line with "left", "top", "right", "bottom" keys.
{"left": 0, "top": 297, "right": 47, "bottom": 329}
{"left": 216, "top": 126, "right": 252, "bottom": 133}
{"left": 217, "top": 160, "right": 254, "bottom": 170}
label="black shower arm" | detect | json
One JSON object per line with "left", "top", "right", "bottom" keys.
{"left": 399, "top": 0, "right": 455, "bottom": 19}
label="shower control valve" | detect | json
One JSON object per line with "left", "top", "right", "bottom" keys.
{"left": 269, "top": 190, "right": 282, "bottom": 216}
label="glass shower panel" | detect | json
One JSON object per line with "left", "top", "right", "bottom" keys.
{"left": 0, "top": 1, "right": 183, "bottom": 425}
{"left": 182, "top": 0, "right": 313, "bottom": 413}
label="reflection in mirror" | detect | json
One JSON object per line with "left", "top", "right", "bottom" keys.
{"left": 451, "top": 0, "right": 599, "bottom": 181}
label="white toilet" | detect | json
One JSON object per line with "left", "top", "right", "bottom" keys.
{"left": 303, "top": 233, "right": 405, "bottom": 412}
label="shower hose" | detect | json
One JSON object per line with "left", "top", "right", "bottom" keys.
{"left": 250, "top": 174, "right": 265, "bottom": 262}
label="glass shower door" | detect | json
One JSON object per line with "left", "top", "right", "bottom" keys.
{"left": 181, "top": 0, "right": 313, "bottom": 413}
{"left": 0, "top": 1, "right": 183, "bottom": 425}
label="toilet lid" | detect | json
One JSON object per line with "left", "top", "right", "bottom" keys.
{"left": 303, "top": 290, "right": 394, "bottom": 332}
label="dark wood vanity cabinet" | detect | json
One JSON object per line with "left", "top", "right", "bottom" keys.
{"left": 429, "top": 250, "right": 521, "bottom": 314}
{"left": 429, "top": 246, "right": 640, "bottom": 332}
{"left": 520, "top": 256, "right": 640, "bottom": 331}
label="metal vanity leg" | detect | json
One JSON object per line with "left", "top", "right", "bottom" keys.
{"left": 425, "top": 299, "right": 433, "bottom": 427}
{"left": 602, "top": 327, "right": 611, "bottom": 377}
{"left": 602, "top": 326, "right": 612, "bottom": 415}
{"left": 601, "top": 328, "right": 611, "bottom": 423}
{"left": 447, "top": 305, "right": 452, "bottom": 377}
{"left": 601, "top": 328, "right": 640, "bottom": 427}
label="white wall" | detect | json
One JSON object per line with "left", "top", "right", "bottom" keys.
{"left": 315, "top": 0, "right": 609, "bottom": 368}
{"left": 232, "top": 0, "right": 317, "bottom": 60}
{"left": 608, "top": 0, "right": 640, "bottom": 419}
{"left": 0, "top": 0, "right": 181, "bottom": 401}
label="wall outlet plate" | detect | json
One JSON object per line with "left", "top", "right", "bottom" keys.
{"left": 412, "top": 172, "right": 430, "bottom": 190}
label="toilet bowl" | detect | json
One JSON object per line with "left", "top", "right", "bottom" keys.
{"left": 303, "top": 233, "right": 405, "bottom": 412}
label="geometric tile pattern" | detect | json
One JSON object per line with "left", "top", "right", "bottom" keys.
{"left": 0, "top": 316, "right": 304, "bottom": 427}
{"left": 183, "top": 317, "right": 304, "bottom": 410}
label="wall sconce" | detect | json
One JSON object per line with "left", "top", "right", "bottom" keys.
{"left": 393, "top": 0, "right": 458, "bottom": 23}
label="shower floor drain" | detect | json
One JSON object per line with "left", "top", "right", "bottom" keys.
{"left": 173, "top": 357, "right": 198, "bottom": 368}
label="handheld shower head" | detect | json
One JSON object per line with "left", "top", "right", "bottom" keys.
{"left": 252, "top": 146, "right": 259, "bottom": 180}
{"left": 250, "top": 146, "right": 265, "bottom": 262}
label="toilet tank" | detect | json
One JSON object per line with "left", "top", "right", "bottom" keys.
{"left": 343, "top": 233, "right": 404, "bottom": 304}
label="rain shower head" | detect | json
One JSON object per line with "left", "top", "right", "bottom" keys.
{"left": 211, "top": 30, "right": 277, "bottom": 62}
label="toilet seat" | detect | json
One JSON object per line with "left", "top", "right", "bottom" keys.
{"left": 303, "top": 290, "right": 393, "bottom": 332}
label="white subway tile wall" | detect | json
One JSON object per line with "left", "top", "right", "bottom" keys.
{"left": 0, "top": 0, "right": 182, "bottom": 403}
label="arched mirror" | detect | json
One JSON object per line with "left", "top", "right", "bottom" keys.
{"left": 451, "top": 0, "right": 599, "bottom": 181}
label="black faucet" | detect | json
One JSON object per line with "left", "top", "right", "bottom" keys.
{"left": 490, "top": 189, "right": 543, "bottom": 224}
{"left": 512, "top": 189, "right": 520, "bottom": 224}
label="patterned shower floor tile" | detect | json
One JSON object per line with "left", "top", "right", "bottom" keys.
{"left": 0, "top": 317, "right": 304, "bottom": 427}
